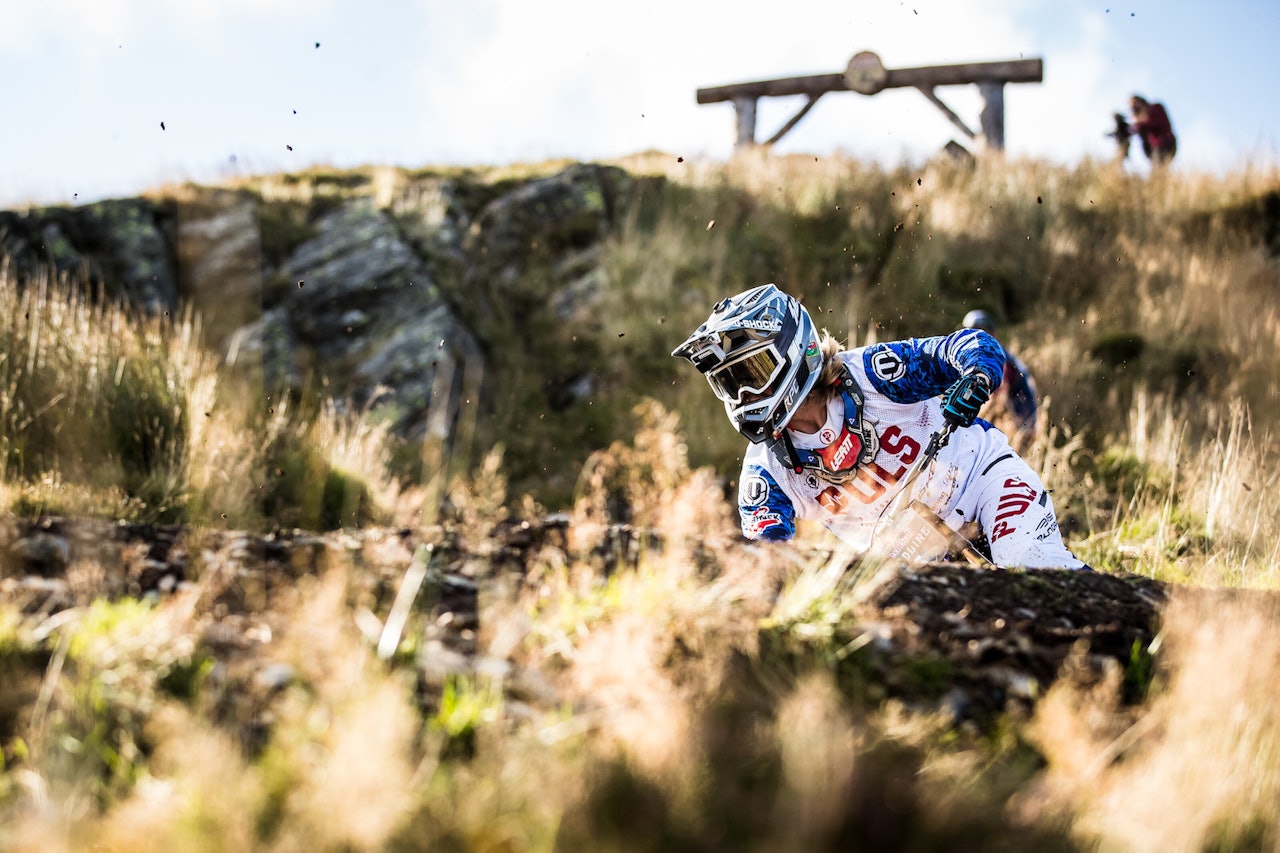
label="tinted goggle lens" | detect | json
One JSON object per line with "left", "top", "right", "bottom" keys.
{"left": 707, "top": 346, "right": 782, "bottom": 403}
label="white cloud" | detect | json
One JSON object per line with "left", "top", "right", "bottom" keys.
{"left": 0, "top": 0, "right": 135, "bottom": 57}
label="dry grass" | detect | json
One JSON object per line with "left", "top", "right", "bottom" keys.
{"left": 4, "top": 153, "right": 1280, "bottom": 848}
{"left": 0, "top": 260, "right": 419, "bottom": 532}
{"left": 610, "top": 151, "right": 1280, "bottom": 587}
{"left": 1029, "top": 589, "right": 1280, "bottom": 852}
{"left": 0, "top": 399, "right": 1277, "bottom": 849}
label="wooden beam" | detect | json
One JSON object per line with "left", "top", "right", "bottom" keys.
{"left": 888, "top": 59, "right": 1042, "bottom": 89}
{"left": 763, "top": 93, "right": 824, "bottom": 146}
{"left": 915, "top": 86, "right": 976, "bottom": 140}
{"left": 696, "top": 58, "right": 1042, "bottom": 104}
{"left": 699, "top": 73, "right": 847, "bottom": 104}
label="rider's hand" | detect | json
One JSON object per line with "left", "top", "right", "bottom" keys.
{"left": 941, "top": 371, "right": 992, "bottom": 427}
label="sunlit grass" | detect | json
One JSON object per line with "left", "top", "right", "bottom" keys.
{"left": 0, "top": 260, "right": 419, "bottom": 532}
{"left": 1030, "top": 589, "right": 1280, "bottom": 852}
{"left": 3, "top": 152, "right": 1280, "bottom": 848}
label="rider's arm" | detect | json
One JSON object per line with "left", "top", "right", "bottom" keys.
{"left": 738, "top": 463, "right": 797, "bottom": 542}
{"left": 859, "top": 329, "right": 1006, "bottom": 403}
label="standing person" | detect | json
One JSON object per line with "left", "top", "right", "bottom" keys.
{"left": 1106, "top": 111, "right": 1134, "bottom": 164}
{"left": 672, "top": 284, "right": 1087, "bottom": 569}
{"left": 1128, "top": 95, "right": 1177, "bottom": 167}
{"left": 961, "top": 309, "right": 1038, "bottom": 449}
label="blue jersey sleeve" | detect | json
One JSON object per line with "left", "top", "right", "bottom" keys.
{"left": 861, "top": 329, "right": 1006, "bottom": 403}
{"left": 738, "top": 464, "right": 796, "bottom": 541}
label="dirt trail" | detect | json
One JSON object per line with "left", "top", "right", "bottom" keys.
{"left": 0, "top": 513, "right": 1244, "bottom": 730}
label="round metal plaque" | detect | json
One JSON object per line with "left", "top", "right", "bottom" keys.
{"left": 844, "top": 50, "right": 888, "bottom": 95}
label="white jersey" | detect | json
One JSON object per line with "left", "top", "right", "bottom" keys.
{"left": 737, "top": 337, "right": 1083, "bottom": 569}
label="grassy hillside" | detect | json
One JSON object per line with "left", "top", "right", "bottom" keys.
{"left": 587, "top": 151, "right": 1280, "bottom": 585}
{"left": 2, "top": 153, "right": 1280, "bottom": 850}
{"left": 10, "top": 151, "right": 1274, "bottom": 582}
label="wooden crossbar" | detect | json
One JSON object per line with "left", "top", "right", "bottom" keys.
{"left": 696, "top": 58, "right": 1042, "bottom": 104}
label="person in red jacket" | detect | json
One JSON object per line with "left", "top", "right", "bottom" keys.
{"left": 1129, "top": 95, "right": 1177, "bottom": 167}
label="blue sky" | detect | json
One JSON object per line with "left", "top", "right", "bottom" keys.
{"left": 2, "top": 0, "right": 1277, "bottom": 208}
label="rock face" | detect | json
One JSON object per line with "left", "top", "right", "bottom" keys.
{"left": 177, "top": 191, "right": 265, "bottom": 351}
{"left": 0, "top": 164, "right": 633, "bottom": 447}
{"left": 453, "top": 163, "right": 633, "bottom": 412}
{"left": 0, "top": 198, "right": 178, "bottom": 312}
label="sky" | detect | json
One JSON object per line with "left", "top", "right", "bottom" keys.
{"left": 2, "top": 0, "right": 1278, "bottom": 209}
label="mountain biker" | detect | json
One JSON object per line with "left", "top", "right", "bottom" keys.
{"left": 672, "top": 284, "right": 1088, "bottom": 569}
{"left": 961, "top": 309, "right": 1038, "bottom": 448}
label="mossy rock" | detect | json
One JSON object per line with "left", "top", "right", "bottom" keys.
{"left": 1089, "top": 333, "right": 1146, "bottom": 367}
{"left": 258, "top": 198, "right": 318, "bottom": 271}
{"left": 1182, "top": 188, "right": 1280, "bottom": 259}
{"left": 1146, "top": 344, "right": 1231, "bottom": 393}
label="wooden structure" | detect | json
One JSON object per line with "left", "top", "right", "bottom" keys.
{"left": 696, "top": 51, "right": 1043, "bottom": 152}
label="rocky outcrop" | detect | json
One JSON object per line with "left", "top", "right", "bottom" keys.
{"left": 451, "top": 163, "right": 634, "bottom": 410}
{"left": 464, "top": 163, "right": 627, "bottom": 301}
{"left": 177, "top": 191, "right": 265, "bottom": 350}
{"left": 0, "top": 163, "right": 635, "bottom": 446}
{"left": 0, "top": 198, "right": 178, "bottom": 312}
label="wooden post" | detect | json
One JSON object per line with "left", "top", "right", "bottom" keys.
{"left": 732, "top": 96, "right": 757, "bottom": 148}
{"left": 977, "top": 80, "right": 1005, "bottom": 151}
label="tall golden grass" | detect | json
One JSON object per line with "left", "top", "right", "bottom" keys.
{"left": 2, "top": 153, "right": 1280, "bottom": 849}
{"left": 603, "top": 152, "right": 1280, "bottom": 588}
{"left": 0, "top": 260, "right": 421, "bottom": 531}
{"left": 1, "top": 399, "right": 1279, "bottom": 850}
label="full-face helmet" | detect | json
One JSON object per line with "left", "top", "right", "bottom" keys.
{"left": 672, "top": 284, "right": 822, "bottom": 443}
{"left": 962, "top": 309, "right": 998, "bottom": 334}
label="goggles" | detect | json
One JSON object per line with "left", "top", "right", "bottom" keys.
{"left": 706, "top": 344, "right": 784, "bottom": 404}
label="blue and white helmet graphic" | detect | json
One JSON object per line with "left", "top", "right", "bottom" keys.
{"left": 672, "top": 284, "right": 823, "bottom": 443}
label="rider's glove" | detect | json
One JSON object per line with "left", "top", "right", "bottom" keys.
{"left": 940, "top": 371, "right": 993, "bottom": 428}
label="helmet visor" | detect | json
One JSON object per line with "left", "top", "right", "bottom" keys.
{"left": 706, "top": 345, "right": 783, "bottom": 403}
